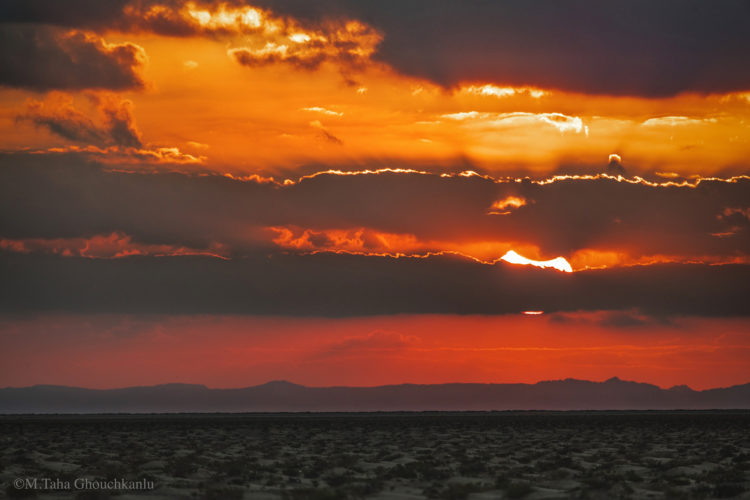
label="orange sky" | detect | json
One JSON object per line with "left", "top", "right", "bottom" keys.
{"left": 0, "top": 2, "right": 749, "bottom": 177}
{"left": 1, "top": 313, "right": 748, "bottom": 390}
{"left": 1, "top": 0, "right": 749, "bottom": 390}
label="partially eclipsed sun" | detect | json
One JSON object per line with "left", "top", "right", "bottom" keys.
{"left": 501, "top": 250, "right": 573, "bottom": 273}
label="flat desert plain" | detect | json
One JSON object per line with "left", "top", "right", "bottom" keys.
{"left": 1, "top": 412, "right": 749, "bottom": 499}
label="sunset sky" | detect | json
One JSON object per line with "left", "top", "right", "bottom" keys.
{"left": 1, "top": 0, "right": 749, "bottom": 390}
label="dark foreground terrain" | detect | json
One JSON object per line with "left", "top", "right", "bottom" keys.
{"left": 1, "top": 412, "right": 749, "bottom": 499}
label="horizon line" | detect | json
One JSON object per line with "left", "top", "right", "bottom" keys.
{"left": 4, "top": 376, "right": 750, "bottom": 392}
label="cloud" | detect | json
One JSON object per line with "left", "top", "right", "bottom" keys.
{"left": 16, "top": 94, "right": 206, "bottom": 165}
{"left": 1, "top": 249, "right": 748, "bottom": 317}
{"left": 0, "top": 233, "right": 228, "bottom": 259}
{"left": 606, "top": 154, "right": 626, "bottom": 176}
{"left": 279, "top": 0, "right": 750, "bottom": 97}
{"left": 18, "top": 92, "right": 143, "bottom": 148}
{"left": 301, "top": 107, "right": 343, "bottom": 117}
{"left": 0, "top": 25, "right": 146, "bottom": 91}
{"left": 441, "top": 111, "right": 585, "bottom": 134}
{"left": 0, "top": 0, "right": 129, "bottom": 29}
{"left": 596, "top": 311, "right": 671, "bottom": 329}
{"left": 547, "top": 310, "right": 675, "bottom": 329}
{"left": 314, "top": 330, "right": 419, "bottom": 359}
{"left": 642, "top": 116, "right": 717, "bottom": 127}
{"left": 4, "top": 1, "right": 750, "bottom": 96}
{"left": 226, "top": 17, "right": 380, "bottom": 77}
{"left": 0, "top": 158, "right": 748, "bottom": 268}
{"left": 0, "top": 157, "right": 747, "bottom": 317}
{"left": 460, "top": 84, "right": 547, "bottom": 99}
{"left": 720, "top": 207, "right": 750, "bottom": 223}
{"left": 309, "top": 120, "right": 343, "bottom": 144}
{"left": 36, "top": 145, "right": 205, "bottom": 165}
{"left": 489, "top": 196, "right": 527, "bottom": 213}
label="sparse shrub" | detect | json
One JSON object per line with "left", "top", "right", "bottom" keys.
{"left": 668, "top": 476, "right": 690, "bottom": 486}
{"left": 343, "top": 479, "right": 384, "bottom": 497}
{"left": 548, "top": 468, "right": 570, "bottom": 480}
{"left": 417, "top": 462, "right": 451, "bottom": 481}
{"left": 705, "top": 467, "right": 746, "bottom": 485}
{"left": 5, "top": 483, "right": 37, "bottom": 498}
{"left": 515, "top": 454, "right": 532, "bottom": 464}
{"left": 582, "top": 473, "right": 614, "bottom": 489}
{"left": 74, "top": 491, "right": 110, "bottom": 500}
{"left": 624, "top": 470, "right": 643, "bottom": 482}
{"left": 304, "top": 459, "right": 329, "bottom": 479}
{"left": 202, "top": 486, "right": 244, "bottom": 500}
{"left": 223, "top": 459, "right": 247, "bottom": 477}
{"left": 386, "top": 462, "right": 418, "bottom": 479}
{"left": 439, "top": 482, "right": 483, "bottom": 500}
{"left": 282, "top": 487, "right": 348, "bottom": 500}
{"left": 505, "top": 480, "right": 533, "bottom": 499}
{"left": 422, "top": 484, "right": 442, "bottom": 498}
{"left": 663, "top": 487, "right": 690, "bottom": 499}
{"left": 713, "top": 483, "right": 746, "bottom": 498}
{"left": 323, "top": 472, "right": 351, "bottom": 487}
{"left": 458, "top": 459, "right": 486, "bottom": 476}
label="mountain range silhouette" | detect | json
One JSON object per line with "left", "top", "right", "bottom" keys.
{"left": 1, "top": 378, "right": 748, "bottom": 413}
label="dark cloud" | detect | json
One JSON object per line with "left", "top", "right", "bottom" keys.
{"left": 18, "top": 99, "right": 105, "bottom": 145}
{"left": 0, "top": 25, "right": 145, "bottom": 91}
{"left": 0, "top": 156, "right": 747, "bottom": 318}
{"left": 229, "top": 46, "right": 335, "bottom": 73}
{"left": 0, "top": 156, "right": 748, "bottom": 261}
{"left": 0, "top": 250, "right": 748, "bottom": 316}
{"left": 17, "top": 93, "right": 143, "bottom": 148}
{"left": 257, "top": 0, "right": 750, "bottom": 96}
{"left": 317, "top": 128, "right": 343, "bottom": 145}
{"left": 0, "top": 0, "right": 129, "bottom": 29}
{"left": 597, "top": 311, "right": 659, "bottom": 329}
{"left": 0, "top": 0, "right": 239, "bottom": 36}
{"left": 4, "top": 1, "right": 750, "bottom": 95}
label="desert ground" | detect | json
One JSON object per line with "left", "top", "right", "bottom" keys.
{"left": 1, "top": 412, "right": 749, "bottom": 499}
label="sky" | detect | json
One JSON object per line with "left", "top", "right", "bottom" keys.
{"left": 0, "top": 0, "right": 749, "bottom": 390}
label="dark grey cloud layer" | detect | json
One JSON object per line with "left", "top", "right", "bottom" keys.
{"left": 1, "top": 154, "right": 748, "bottom": 259}
{"left": 4, "top": 0, "right": 750, "bottom": 96}
{"left": 0, "top": 0, "right": 130, "bottom": 29}
{"left": 260, "top": 0, "right": 750, "bottom": 96}
{"left": 1, "top": 250, "right": 748, "bottom": 316}
{"left": 1, "top": 155, "right": 748, "bottom": 317}
{"left": 0, "top": 25, "right": 145, "bottom": 91}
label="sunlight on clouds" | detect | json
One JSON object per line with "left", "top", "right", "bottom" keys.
{"left": 642, "top": 116, "right": 717, "bottom": 127}
{"left": 489, "top": 196, "right": 527, "bottom": 213}
{"left": 461, "top": 84, "right": 547, "bottom": 99}
{"left": 227, "top": 19, "right": 381, "bottom": 71}
{"left": 0, "top": 233, "right": 228, "bottom": 259}
{"left": 185, "top": 3, "right": 265, "bottom": 30}
{"left": 442, "top": 111, "right": 585, "bottom": 134}
{"left": 301, "top": 107, "right": 343, "bottom": 117}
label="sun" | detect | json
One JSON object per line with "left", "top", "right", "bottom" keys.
{"left": 500, "top": 250, "right": 573, "bottom": 273}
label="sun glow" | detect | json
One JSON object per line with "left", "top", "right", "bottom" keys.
{"left": 501, "top": 250, "right": 573, "bottom": 273}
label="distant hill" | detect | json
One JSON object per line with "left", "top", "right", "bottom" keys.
{"left": 1, "top": 378, "right": 749, "bottom": 413}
